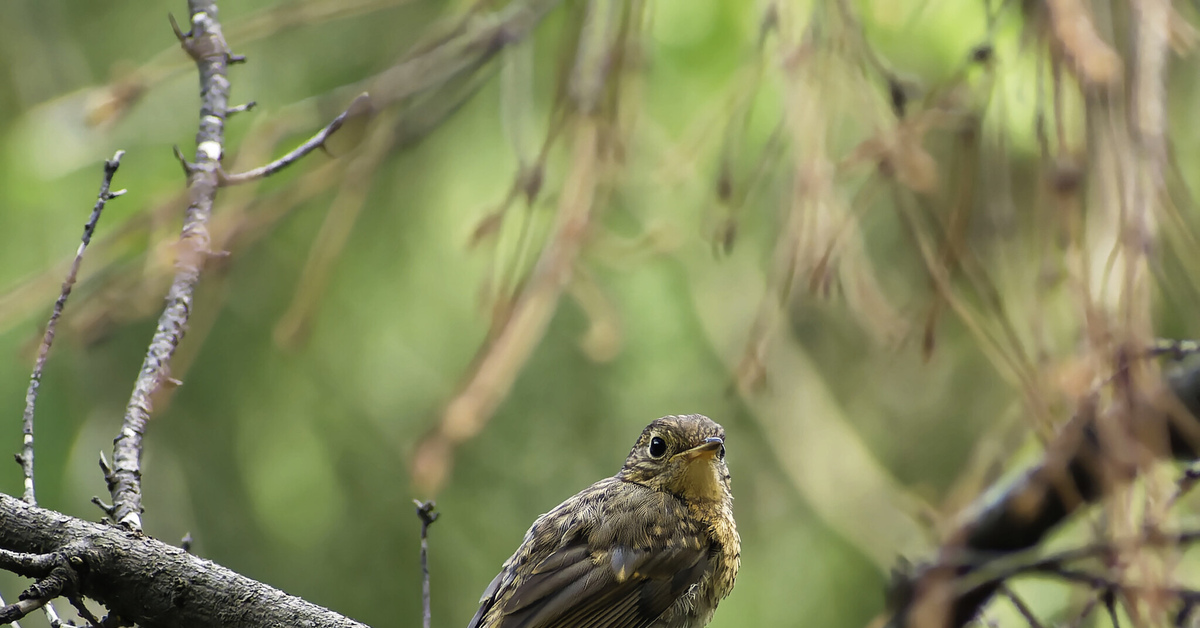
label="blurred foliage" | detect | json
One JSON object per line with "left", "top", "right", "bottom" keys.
{"left": 3, "top": 0, "right": 1200, "bottom": 627}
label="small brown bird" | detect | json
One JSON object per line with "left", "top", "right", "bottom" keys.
{"left": 467, "top": 414, "right": 740, "bottom": 628}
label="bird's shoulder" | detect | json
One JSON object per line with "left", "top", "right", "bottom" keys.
{"left": 541, "top": 476, "right": 697, "bottom": 543}
{"left": 505, "top": 476, "right": 702, "bottom": 582}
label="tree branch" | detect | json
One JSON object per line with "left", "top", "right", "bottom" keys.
{"left": 219, "top": 93, "right": 371, "bottom": 185}
{"left": 414, "top": 501, "right": 438, "bottom": 628}
{"left": 111, "top": 0, "right": 233, "bottom": 532}
{"left": 20, "top": 151, "right": 125, "bottom": 506}
{"left": 367, "top": 0, "right": 564, "bottom": 107}
{"left": 0, "top": 549, "right": 60, "bottom": 579}
{"left": 0, "top": 595, "right": 50, "bottom": 625}
{"left": 411, "top": 0, "right": 619, "bottom": 493}
{"left": 0, "top": 494, "right": 368, "bottom": 628}
{"left": 885, "top": 358, "right": 1200, "bottom": 627}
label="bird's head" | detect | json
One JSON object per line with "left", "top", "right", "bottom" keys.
{"left": 617, "top": 414, "right": 731, "bottom": 505}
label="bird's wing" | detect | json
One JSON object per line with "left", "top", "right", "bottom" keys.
{"left": 467, "top": 570, "right": 507, "bottom": 628}
{"left": 473, "top": 482, "right": 711, "bottom": 628}
{"left": 499, "top": 540, "right": 711, "bottom": 628}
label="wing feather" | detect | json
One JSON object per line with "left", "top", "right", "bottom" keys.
{"left": 500, "top": 540, "right": 708, "bottom": 628}
{"left": 470, "top": 478, "right": 713, "bottom": 628}
{"left": 468, "top": 571, "right": 505, "bottom": 628}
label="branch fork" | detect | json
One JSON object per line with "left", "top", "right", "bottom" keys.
{"left": 0, "top": 548, "right": 87, "bottom": 625}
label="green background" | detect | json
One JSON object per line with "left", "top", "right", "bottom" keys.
{"left": 2, "top": 1, "right": 1197, "bottom": 626}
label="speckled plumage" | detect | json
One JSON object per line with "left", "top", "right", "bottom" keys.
{"left": 468, "top": 415, "right": 740, "bottom": 628}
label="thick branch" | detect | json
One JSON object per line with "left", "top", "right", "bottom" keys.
{"left": 0, "top": 494, "right": 367, "bottom": 628}
{"left": 885, "top": 359, "right": 1200, "bottom": 627}
{"left": 111, "top": 1, "right": 232, "bottom": 531}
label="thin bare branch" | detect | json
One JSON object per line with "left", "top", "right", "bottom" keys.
{"left": 19, "top": 151, "right": 124, "bottom": 506}
{"left": 951, "top": 529, "right": 1200, "bottom": 589}
{"left": 272, "top": 104, "right": 399, "bottom": 348}
{"left": 997, "top": 585, "right": 1045, "bottom": 628}
{"left": 414, "top": 500, "right": 438, "bottom": 628}
{"left": 0, "top": 550, "right": 59, "bottom": 579}
{"left": 368, "top": 0, "right": 564, "bottom": 107}
{"left": 111, "top": 1, "right": 233, "bottom": 531}
{"left": 0, "top": 592, "right": 23, "bottom": 628}
{"left": 0, "top": 555, "right": 83, "bottom": 627}
{"left": 413, "top": 118, "right": 602, "bottom": 493}
{"left": 1064, "top": 595, "right": 1099, "bottom": 628}
{"left": 1102, "top": 590, "right": 1121, "bottom": 628}
{"left": 41, "top": 601, "right": 69, "bottom": 628}
{"left": 220, "top": 93, "right": 371, "bottom": 185}
{"left": 1045, "top": 0, "right": 1122, "bottom": 86}
{"left": 884, "top": 354, "right": 1200, "bottom": 628}
{"left": 225, "top": 101, "right": 256, "bottom": 116}
{"left": 0, "top": 596, "right": 51, "bottom": 625}
{"left": 1149, "top": 338, "right": 1200, "bottom": 360}
{"left": 66, "top": 595, "right": 102, "bottom": 627}
{"left": 411, "top": 0, "right": 628, "bottom": 494}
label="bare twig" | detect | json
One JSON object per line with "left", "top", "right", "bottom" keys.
{"left": 1148, "top": 338, "right": 1200, "bottom": 360}
{"left": 1102, "top": 589, "right": 1121, "bottom": 628}
{"left": 0, "top": 549, "right": 60, "bottom": 579}
{"left": 997, "top": 585, "right": 1044, "bottom": 628}
{"left": 414, "top": 500, "right": 438, "bottom": 628}
{"left": 110, "top": 1, "right": 233, "bottom": 531}
{"left": 42, "top": 601, "right": 72, "bottom": 628}
{"left": 67, "top": 595, "right": 102, "bottom": 627}
{"left": 0, "top": 553, "right": 83, "bottom": 626}
{"left": 411, "top": 0, "right": 622, "bottom": 493}
{"left": 272, "top": 105, "right": 399, "bottom": 348}
{"left": 940, "top": 529, "right": 1200, "bottom": 591}
{"left": 0, "top": 592, "right": 23, "bottom": 628}
{"left": 220, "top": 93, "right": 371, "bottom": 185}
{"left": 1036, "top": 576, "right": 1200, "bottom": 627}
{"left": 413, "top": 119, "right": 601, "bottom": 493}
{"left": 886, "top": 355, "right": 1200, "bottom": 627}
{"left": 226, "top": 101, "right": 257, "bottom": 116}
{"left": 1064, "top": 595, "right": 1099, "bottom": 628}
{"left": 93, "top": 455, "right": 116, "bottom": 521}
{"left": 19, "top": 151, "right": 125, "bottom": 506}
{"left": 0, "top": 596, "right": 51, "bottom": 625}
{"left": 367, "top": 0, "right": 563, "bottom": 108}
{"left": 0, "top": 554, "right": 65, "bottom": 628}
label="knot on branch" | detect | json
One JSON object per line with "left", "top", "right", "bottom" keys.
{"left": 0, "top": 546, "right": 93, "bottom": 623}
{"left": 22, "top": 557, "right": 81, "bottom": 601}
{"left": 414, "top": 500, "right": 439, "bottom": 528}
{"left": 168, "top": 12, "right": 238, "bottom": 64}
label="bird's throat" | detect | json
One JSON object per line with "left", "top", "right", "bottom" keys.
{"left": 672, "top": 460, "right": 725, "bottom": 504}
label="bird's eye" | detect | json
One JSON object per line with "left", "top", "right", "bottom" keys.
{"left": 718, "top": 444, "right": 726, "bottom": 460}
{"left": 648, "top": 436, "right": 667, "bottom": 458}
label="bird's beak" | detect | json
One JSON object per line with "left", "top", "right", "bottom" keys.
{"left": 679, "top": 437, "right": 724, "bottom": 461}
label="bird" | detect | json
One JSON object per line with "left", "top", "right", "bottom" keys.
{"left": 467, "top": 414, "right": 740, "bottom": 628}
